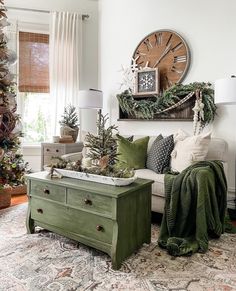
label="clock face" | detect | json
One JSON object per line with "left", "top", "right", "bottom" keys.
{"left": 133, "top": 30, "right": 190, "bottom": 92}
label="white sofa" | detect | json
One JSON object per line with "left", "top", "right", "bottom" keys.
{"left": 62, "top": 136, "right": 228, "bottom": 214}
{"left": 134, "top": 136, "right": 228, "bottom": 214}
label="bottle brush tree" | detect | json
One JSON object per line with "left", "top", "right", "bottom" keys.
{"left": 50, "top": 111, "right": 134, "bottom": 179}
{"left": 59, "top": 104, "right": 79, "bottom": 129}
{"left": 85, "top": 112, "right": 118, "bottom": 169}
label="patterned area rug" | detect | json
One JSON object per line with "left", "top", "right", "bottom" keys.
{"left": 0, "top": 204, "right": 236, "bottom": 291}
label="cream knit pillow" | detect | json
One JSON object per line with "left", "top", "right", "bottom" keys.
{"left": 170, "top": 129, "right": 211, "bottom": 172}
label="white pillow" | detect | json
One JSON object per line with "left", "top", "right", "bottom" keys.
{"left": 170, "top": 129, "right": 211, "bottom": 172}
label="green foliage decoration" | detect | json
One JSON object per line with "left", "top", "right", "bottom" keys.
{"left": 0, "top": 152, "right": 28, "bottom": 189}
{"left": 49, "top": 157, "right": 134, "bottom": 179}
{"left": 49, "top": 112, "right": 135, "bottom": 179}
{"left": 85, "top": 112, "right": 118, "bottom": 167}
{"left": 117, "top": 82, "right": 216, "bottom": 127}
{"left": 59, "top": 104, "right": 79, "bottom": 129}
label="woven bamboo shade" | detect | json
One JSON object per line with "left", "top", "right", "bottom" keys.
{"left": 18, "top": 31, "right": 49, "bottom": 93}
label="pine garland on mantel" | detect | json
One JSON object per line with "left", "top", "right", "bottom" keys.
{"left": 117, "top": 82, "right": 216, "bottom": 128}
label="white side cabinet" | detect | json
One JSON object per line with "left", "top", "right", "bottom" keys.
{"left": 41, "top": 142, "right": 83, "bottom": 170}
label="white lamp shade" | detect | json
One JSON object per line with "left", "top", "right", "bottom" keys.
{"left": 78, "top": 90, "right": 103, "bottom": 109}
{"left": 214, "top": 77, "right": 236, "bottom": 105}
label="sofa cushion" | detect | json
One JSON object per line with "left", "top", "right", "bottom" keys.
{"left": 61, "top": 152, "right": 83, "bottom": 162}
{"left": 171, "top": 129, "right": 211, "bottom": 172}
{"left": 146, "top": 134, "right": 174, "bottom": 173}
{"left": 135, "top": 169, "right": 165, "bottom": 197}
{"left": 205, "top": 138, "right": 228, "bottom": 161}
{"left": 116, "top": 135, "right": 149, "bottom": 169}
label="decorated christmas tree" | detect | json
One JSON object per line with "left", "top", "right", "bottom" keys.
{"left": 0, "top": 1, "right": 27, "bottom": 197}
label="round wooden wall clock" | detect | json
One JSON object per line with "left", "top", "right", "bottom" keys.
{"left": 133, "top": 29, "right": 190, "bottom": 92}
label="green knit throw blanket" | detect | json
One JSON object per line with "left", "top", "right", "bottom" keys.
{"left": 158, "top": 161, "right": 227, "bottom": 256}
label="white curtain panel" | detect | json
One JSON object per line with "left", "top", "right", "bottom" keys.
{"left": 50, "top": 11, "right": 82, "bottom": 135}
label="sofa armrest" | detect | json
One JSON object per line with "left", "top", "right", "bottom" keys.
{"left": 61, "top": 152, "right": 83, "bottom": 162}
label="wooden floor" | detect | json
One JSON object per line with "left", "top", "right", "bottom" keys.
{"left": 11, "top": 194, "right": 28, "bottom": 207}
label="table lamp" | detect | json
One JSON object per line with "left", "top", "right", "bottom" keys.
{"left": 78, "top": 89, "right": 103, "bottom": 139}
{"left": 78, "top": 89, "right": 103, "bottom": 110}
{"left": 214, "top": 76, "right": 236, "bottom": 105}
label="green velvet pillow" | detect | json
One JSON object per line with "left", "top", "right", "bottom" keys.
{"left": 116, "top": 135, "right": 149, "bottom": 169}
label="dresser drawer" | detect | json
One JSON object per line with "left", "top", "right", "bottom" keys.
{"left": 67, "top": 188, "right": 113, "bottom": 216}
{"left": 43, "top": 146, "right": 64, "bottom": 156}
{"left": 31, "top": 198, "right": 113, "bottom": 244}
{"left": 30, "top": 180, "right": 66, "bottom": 203}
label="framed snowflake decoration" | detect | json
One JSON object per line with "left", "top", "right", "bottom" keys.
{"left": 134, "top": 68, "right": 159, "bottom": 96}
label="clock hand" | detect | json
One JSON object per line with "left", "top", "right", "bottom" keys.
{"left": 153, "top": 43, "right": 172, "bottom": 67}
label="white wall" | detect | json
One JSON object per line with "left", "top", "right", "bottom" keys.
{"left": 5, "top": 0, "right": 99, "bottom": 171}
{"left": 99, "top": 0, "right": 236, "bottom": 205}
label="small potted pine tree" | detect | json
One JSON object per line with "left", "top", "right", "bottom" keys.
{"left": 59, "top": 105, "right": 80, "bottom": 142}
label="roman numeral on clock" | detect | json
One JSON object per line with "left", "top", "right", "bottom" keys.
{"left": 166, "top": 34, "right": 173, "bottom": 47}
{"left": 136, "top": 50, "right": 147, "bottom": 56}
{"left": 171, "top": 66, "right": 183, "bottom": 74}
{"left": 171, "top": 42, "right": 183, "bottom": 52}
{"left": 165, "top": 76, "right": 173, "bottom": 87}
{"left": 155, "top": 33, "right": 162, "bottom": 46}
{"left": 137, "top": 61, "right": 144, "bottom": 66}
{"left": 174, "top": 55, "right": 187, "bottom": 63}
{"left": 144, "top": 38, "right": 153, "bottom": 50}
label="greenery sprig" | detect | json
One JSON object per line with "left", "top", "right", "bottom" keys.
{"left": 49, "top": 112, "right": 135, "bottom": 179}
{"left": 49, "top": 157, "right": 134, "bottom": 179}
{"left": 59, "top": 104, "right": 79, "bottom": 129}
{"left": 85, "top": 112, "right": 118, "bottom": 167}
{"left": 117, "top": 82, "right": 216, "bottom": 127}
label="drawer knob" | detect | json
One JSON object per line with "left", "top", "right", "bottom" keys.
{"left": 43, "top": 189, "right": 50, "bottom": 195}
{"left": 84, "top": 198, "right": 92, "bottom": 205}
{"left": 96, "top": 225, "right": 103, "bottom": 232}
{"left": 46, "top": 148, "right": 50, "bottom": 152}
{"left": 37, "top": 208, "right": 43, "bottom": 214}
{"left": 56, "top": 149, "right": 59, "bottom": 153}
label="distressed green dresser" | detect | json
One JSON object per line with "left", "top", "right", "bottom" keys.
{"left": 26, "top": 172, "right": 153, "bottom": 269}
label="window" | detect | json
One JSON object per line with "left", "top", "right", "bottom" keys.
{"left": 18, "top": 31, "right": 51, "bottom": 144}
